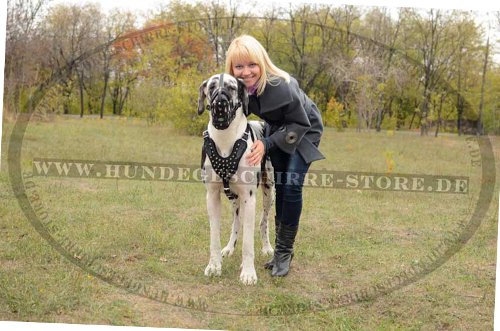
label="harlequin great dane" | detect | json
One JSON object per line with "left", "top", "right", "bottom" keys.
{"left": 198, "top": 73, "right": 275, "bottom": 285}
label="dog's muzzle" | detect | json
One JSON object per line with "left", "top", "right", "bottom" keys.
{"left": 207, "top": 74, "right": 241, "bottom": 130}
{"left": 210, "top": 91, "right": 234, "bottom": 130}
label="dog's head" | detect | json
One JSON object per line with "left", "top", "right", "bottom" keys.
{"left": 197, "top": 73, "right": 249, "bottom": 130}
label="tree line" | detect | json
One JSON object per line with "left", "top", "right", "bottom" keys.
{"left": 4, "top": 0, "right": 499, "bottom": 136}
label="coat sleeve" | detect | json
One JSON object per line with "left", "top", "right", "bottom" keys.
{"left": 266, "top": 85, "right": 311, "bottom": 155}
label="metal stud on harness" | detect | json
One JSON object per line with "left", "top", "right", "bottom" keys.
{"left": 202, "top": 125, "right": 251, "bottom": 200}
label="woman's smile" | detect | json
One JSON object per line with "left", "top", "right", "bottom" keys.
{"left": 232, "top": 60, "right": 261, "bottom": 89}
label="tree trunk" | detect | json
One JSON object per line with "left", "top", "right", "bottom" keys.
{"left": 357, "top": 107, "right": 362, "bottom": 132}
{"left": 435, "top": 93, "right": 445, "bottom": 137}
{"left": 118, "top": 88, "right": 129, "bottom": 115}
{"left": 409, "top": 111, "right": 416, "bottom": 130}
{"left": 420, "top": 86, "right": 430, "bottom": 136}
{"left": 457, "top": 94, "right": 464, "bottom": 135}
{"left": 78, "top": 69, "right": 85, "bottom": 118}
{"left": 100, "top": 70, "right": 109, "bottom": 119}
{"left": 477, "top": 35, "right": 489, "bottom": 136}
{"left": 109, "top": 85, "right": 117, "bottom": 115}
{"left": 375, "top": 94, "right": 388, "bottom": 132}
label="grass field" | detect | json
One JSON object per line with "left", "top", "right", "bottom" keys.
{"left": 0, "top": 116, "right": 499, "bottom": 330}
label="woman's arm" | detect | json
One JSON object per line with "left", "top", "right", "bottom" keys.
{"left": 266, "top": 82, "right": 311, "bottom": 155}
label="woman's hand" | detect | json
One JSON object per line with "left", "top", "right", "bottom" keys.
{"left": 246, "top": 139, "right": 265, "bottom": 166}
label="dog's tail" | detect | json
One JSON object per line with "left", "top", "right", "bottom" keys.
{"left": 248, "top": 120, "right": 266, "bottom": 141}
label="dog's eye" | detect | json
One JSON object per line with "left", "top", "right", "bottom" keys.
{"left": 208, "top": 86, "right": 216, "bottom": 94}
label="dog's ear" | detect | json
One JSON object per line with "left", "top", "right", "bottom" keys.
{"left": 237, "top": 78, "right": 249, "bottom": 117}
{"left": 197, "top": 79, "right": 208, "bottom": 115}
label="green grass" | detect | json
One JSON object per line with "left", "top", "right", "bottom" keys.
{"left": 0, "top": 116, "right": 498, "bottom": 330}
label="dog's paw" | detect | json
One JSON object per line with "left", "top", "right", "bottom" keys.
{"left": 221, "top": 245, "right": 235, "bottom": 258}
{"left": 240, "top": 267, "right": 258, "bottom": 285}
{"left": 204, "top": 261, "right": 222, "bottom": 277}
{"left": 261, "top": 245, "right": 274, "bottom": 256}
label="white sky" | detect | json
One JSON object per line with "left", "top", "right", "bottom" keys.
{"left": 48, "top": 0, "right": 500, "bottom": 13}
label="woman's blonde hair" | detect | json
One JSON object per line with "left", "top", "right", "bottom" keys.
{"left": 225, "top": 35, "right": 290, "bottom": 96}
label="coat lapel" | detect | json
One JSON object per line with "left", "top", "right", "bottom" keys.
{"left": 258, "top": 79, "right": 293, "bottom": 114}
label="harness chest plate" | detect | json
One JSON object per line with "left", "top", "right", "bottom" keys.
{"left": 202, "top": 125, "right": 251, "bottom": 200}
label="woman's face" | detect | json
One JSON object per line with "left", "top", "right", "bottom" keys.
{"left": 232, "top": 59, "right": 261, "bottom": 89}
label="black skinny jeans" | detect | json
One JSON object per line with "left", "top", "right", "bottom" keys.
{"left": 270, "top": 148, "right": 311, "bottom": 227}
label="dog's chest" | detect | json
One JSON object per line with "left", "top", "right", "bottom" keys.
{"left": 212, "top": 139, "right": 238, "bottom": 158}
{"left": 207, "top": 121, "right": 249, "bottom": 157}
{"left": 205, "top": 133, "right": 250, "bottom": 169}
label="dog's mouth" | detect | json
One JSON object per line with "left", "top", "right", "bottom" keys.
{"left": 210, "top": 91, "right": 238, "bottom": 130}
{"left": 205, "top": 74, "right": 242, "bottom": 130}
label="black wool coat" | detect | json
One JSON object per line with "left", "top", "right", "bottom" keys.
{"left": 248, "top": 76, "right": 325, "bottom": 164}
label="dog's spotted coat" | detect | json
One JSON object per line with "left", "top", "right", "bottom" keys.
{"left": 198, "top": 74, "right": 275, "bottom": 285}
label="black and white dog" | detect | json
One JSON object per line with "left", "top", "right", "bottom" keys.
{"left": 198, "top": 73, "right": 274, "bottom": 285}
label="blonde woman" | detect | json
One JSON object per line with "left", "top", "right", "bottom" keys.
{"left": 225, "top": 35, "right": 325, "bottom": 277}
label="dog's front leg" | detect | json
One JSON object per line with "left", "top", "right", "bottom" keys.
{"left": 222, "top": 199, "right": 240, "bottom": 257}
{"left": 240, "top": 191, "right": 257, "bottom": 285}
{"left": 205, "top": 188, "right": 222, "bottom": 277}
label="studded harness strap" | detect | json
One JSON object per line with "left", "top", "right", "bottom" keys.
{"left": 202, "top": 125, "right": 253, "bottom": 200}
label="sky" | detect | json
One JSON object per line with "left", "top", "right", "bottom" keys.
{"left": 48, "top": 0, "right": 500, "bottom": 13}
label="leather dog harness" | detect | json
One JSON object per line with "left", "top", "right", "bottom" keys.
{"left": 202, "top": 125, "right": 252, "bottom": 200}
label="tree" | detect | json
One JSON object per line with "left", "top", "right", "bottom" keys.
{"left": 42, "top": 3, "right": 105, "bottom": 115}
{"left": 197, "top": 0, "right": 247, "bottom": 68}
{"left": 403, "top": 9, "right": 456, "bottom": 135}
{"left": 448, "top": 12, "right": 482, "bottom": 135}
{"left": 98, "top": 10, "right": 136, "bottom": 118}
{"left": 477, "top": 32, "right": 491, "bottom": 135}
{"left": 5, "top": 0, "right": 50, "bottom": 115}
{"left": 361, "top": 7, "right": 402, "bottom": 131}
{"left": 325, "top": 5, "right": 362, "bottom": 122}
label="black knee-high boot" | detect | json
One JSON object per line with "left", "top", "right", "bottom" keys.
{"left": 271, "top": 223, "right": 298, "bottom": 277}
{"left": 264, "top": 217, "right": 281, "bottom": 269}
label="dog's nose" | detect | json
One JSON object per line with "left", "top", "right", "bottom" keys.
{"left": 215, "top": 97, "right": 229, "bottom": 109}
{"left": 218, "top": 94, "right": 230, "bottom": 102}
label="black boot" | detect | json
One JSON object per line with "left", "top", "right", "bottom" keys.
{"left": 271, "top": 223, "right": 298, "bottom": 277}
{"left": 264, "top": 217, "right": 281, "bottom": 270}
